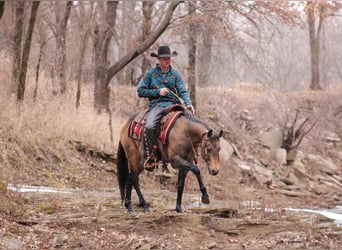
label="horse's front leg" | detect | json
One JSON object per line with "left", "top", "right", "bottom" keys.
{"left": 175, "top": 169, "right": 188, "bottom": 213}
{"left": 171, "top": 156, "right": 210, "bottom": 212}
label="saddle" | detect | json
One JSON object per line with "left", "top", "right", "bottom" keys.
{"left": 128, "top": 104, "right": 184, "bottom": 145}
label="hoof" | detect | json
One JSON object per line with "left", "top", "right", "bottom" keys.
{"left": 201, "top": 195, "right": 210, "bottom": 204}
{"left": 137, "top": 203, "right": 150, "bottom": 212}
{"left": 175, "top": 205, "right": 183, "bottom": 213}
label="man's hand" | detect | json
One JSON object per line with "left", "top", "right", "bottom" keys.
{"left": 187, "top": 105, "right": 195, "bottom": 114}
{"left": 159, "top": 88, "right": 169, "bottom": 96}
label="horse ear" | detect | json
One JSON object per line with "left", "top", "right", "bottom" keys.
{"left": 207, "top": 129, "right": 213, "bottom": 138}
{"left": 218, "top": 130, "right": 224, "bottom": 138}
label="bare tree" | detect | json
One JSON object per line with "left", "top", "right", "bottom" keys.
{"left": 13, "top": 1, "right": 40, "bottom": 102}
{"left": 93, "top": 0, "right": 181, "bottom": 113}
{"left": 141, "top": 1, "right": 154, "bottom": 78}
{"left": 74, "top": 0, "right": 93, "bottom": 109}
{"left": 54, "top": 1, "right": 73, "bottom": 94}
{"left": 117, "top": 0, "right": 136, "bottom": 86}
{"left": 306, "top": 1, "right": 342, "bottom": 90}
{"left": 0, "top": 1, "right": 4, "bottom": 20}
{"left": 187, "top": 1, "right": 197, "bottom": 108}
{"left": 93, "top": 1, "right": 119, "bottom": 113}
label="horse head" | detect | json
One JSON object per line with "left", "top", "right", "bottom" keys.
{"left": 200, "top": 129, "right": 223, "bottom": 176}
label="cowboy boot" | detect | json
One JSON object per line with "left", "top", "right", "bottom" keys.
{"left": 143, "top": 128, "right": 158, "bottom": 171}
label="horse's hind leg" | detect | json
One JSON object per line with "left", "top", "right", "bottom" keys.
{"left": 124, "top": 174, "right": 134, "bottom": 212}
{"left": 132, "top": 176, "right": 149, "bottom": 212}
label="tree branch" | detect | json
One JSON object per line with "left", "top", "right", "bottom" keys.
{"left": 107, "top": 0, "right": 182, "bottom": 81}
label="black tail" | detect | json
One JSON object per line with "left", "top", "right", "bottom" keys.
{"left": 117, "top": 141, "right": 129, "bottom": 203}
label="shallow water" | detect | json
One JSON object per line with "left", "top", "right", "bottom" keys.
{"left": 7, "top": 184, "right": 72, "bottom": 194}
{"left": 287, "top": 207, "right": 342, "bottom": 227}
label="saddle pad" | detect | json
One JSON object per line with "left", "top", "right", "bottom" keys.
{"left": 128, "top": 120, "right": 144, "bottom": 141}
{"left": 128, "top": 110, "right": 183, "bottom": 144}
{"left": 160, "top": 111, "right": 183, "bottom": 145}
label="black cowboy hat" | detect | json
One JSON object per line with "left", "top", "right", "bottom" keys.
{"left": 150, "top": 45, "right": 177, "bottom": 58}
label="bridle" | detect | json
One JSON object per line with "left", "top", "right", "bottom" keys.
{"left": 186, "top": 116, "right": 214, "bottom": 165}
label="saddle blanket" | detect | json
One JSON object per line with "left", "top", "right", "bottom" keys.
{"left": 128, "top": 110, "right": 183, "bottom": 145}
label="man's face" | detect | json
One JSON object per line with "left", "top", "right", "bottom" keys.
{"left": 158, "top": 57, "right": 171, "bottom": 70}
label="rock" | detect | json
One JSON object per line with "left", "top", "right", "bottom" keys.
{"left": 274, "top": 148, "right": 287, "bottom": 165}
{"left": 240, "top": 109, "right": 254, "bottom": 121}
{"left": 275, "top": 189, "right": 311, "bottom": 197}
{"left": 257, "top": 128, "right": 283, "bottom": 150}
{"left": 1, "top": 237, "right": 23, "bottom": 250}
{"left": 220, "top": 138, "right": 234, "bottom": 162}
{"left": 306, "top": 154, "right": 338, "bottom": 175}
{"left": 321, "top": 131, "right": 340, "bottom": 142}
{"left": 207, "top": 241, "right": 218, "bottom": 249}
{"left": 286, "top": 149, "right": 298, "bottom": 162}
{"left": 292, "top": 161, "right": 314, "bottom": 180}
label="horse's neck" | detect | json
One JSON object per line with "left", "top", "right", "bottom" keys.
{"left": 186, "top": 117, "right": 209, "bottom": 143}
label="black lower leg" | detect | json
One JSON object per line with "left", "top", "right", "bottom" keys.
{"left": 124, "top": 174, "right": 133, "bottom": 212}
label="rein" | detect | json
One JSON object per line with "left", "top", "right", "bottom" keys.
{"left": 186, "top": 116, "right": 210, "bottom": 165}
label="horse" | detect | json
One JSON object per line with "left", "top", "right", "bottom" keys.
{"left": 117, "top": 106, "right": 223, "bottom": 213}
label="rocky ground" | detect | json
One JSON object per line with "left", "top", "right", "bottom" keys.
{"left": 0, "top": 140, "right": 341, "bottom": 249}
{"left": 1, "top": 86, "right": 342, "bottom": 249}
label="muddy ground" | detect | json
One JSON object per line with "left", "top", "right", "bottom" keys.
{"left": 1, "top": 156, "right": 341, "bottom": 249}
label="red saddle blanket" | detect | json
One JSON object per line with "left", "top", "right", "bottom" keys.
{"left": 128, "top": 110, "right": 183, "bottom": 145}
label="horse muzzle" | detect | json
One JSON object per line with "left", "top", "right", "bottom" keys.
{"left": 207, "top": 165, "right": 219, "bottom": 176}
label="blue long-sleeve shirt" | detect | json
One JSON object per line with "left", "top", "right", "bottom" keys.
{"left": 137, "top": 64, "right": 192, "bottom": 108}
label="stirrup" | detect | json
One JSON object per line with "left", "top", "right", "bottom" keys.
{"left": 144, "top": 156, "right": 157, "bottom": 171}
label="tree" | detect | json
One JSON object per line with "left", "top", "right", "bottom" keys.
{"left": 93, "top": 1, "right": 119, "bottom": 113}
{"left": 0, "top": 1, "right": 4, "bottom": 20}
{"left": 93, "top": 0, "right": 182, "bottom": 113}
{"left": 74, "top": 0, "right": 93, "bottom": 108}
{"left": 54, "top": 1, "right": 73, "bottom": 94}
{"left": 13, "top": 1, "right": 40, "bottom": 102}
{"left": 306, "top": 1, "right": 342, "bottom": 90}
{"left": 141, "top": 1, "right": 154, "bottom": 78}
{"left": 187, "top": 1, "right": 197, "bottom": 108}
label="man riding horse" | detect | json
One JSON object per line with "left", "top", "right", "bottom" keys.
{"left": 137, "top": 45, "right": 195, "bottom": 171}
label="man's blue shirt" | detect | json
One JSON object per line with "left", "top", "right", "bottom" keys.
{"left": 137, "top": 64, "right": 192, "bottom": 108}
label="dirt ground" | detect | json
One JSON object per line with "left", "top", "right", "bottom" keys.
{"left": 1, "top": 156, "right": 341, "bottom": 250}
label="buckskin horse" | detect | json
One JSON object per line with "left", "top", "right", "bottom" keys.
{"left": 117, "top": 105, "right": 223, "bottom": 213}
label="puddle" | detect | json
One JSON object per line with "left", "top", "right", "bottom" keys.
{"left": 287, "top": 207, "right": 342, "bottom": 227}
{"left": 7, "top": 184, "right": 73, "bottom": 194}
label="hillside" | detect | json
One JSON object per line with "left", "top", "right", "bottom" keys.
{"left": 0, "top": 84, "right": 341, "bottom": 249}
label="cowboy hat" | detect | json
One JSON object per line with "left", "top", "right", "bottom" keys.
{"left": 150, "top": 45, "right": 177, "bottom": 58}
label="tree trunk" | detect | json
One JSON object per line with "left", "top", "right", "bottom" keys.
{"left": 12, "top": 1, "right": 24, "bottom": 97}
{"left": 17, "top": 1, "right": 40, "bottom": 101}
{"left": 307, "top": 2, "right": 323, "bottom": 90}
{"left": 93, "top": 1, "right": 118, "bottom": 113}
{"left": 54, "top": 1, "right": 73, "bottom": 94}
{"left": 118, "top": 0, "right": 136, "bottom": 86}
{"left": 75, "top": 0, "right": 92, "bottom": 109}
{"left": 141, "top": 1, "right": 154, "bottom": 79}
{"left": 187, "top": 2, "right": 197, "bottom": 108}
{"left": 0, "top": 1, "right": 4, "bottom": 20}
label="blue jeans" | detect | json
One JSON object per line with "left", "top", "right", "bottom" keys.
{"left": 145, "top": 106, "right": 165, "bottom": 129}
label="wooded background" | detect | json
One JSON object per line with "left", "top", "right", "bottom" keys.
{"left": 1, "top": 1, "right": 342, "bottom": 112}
